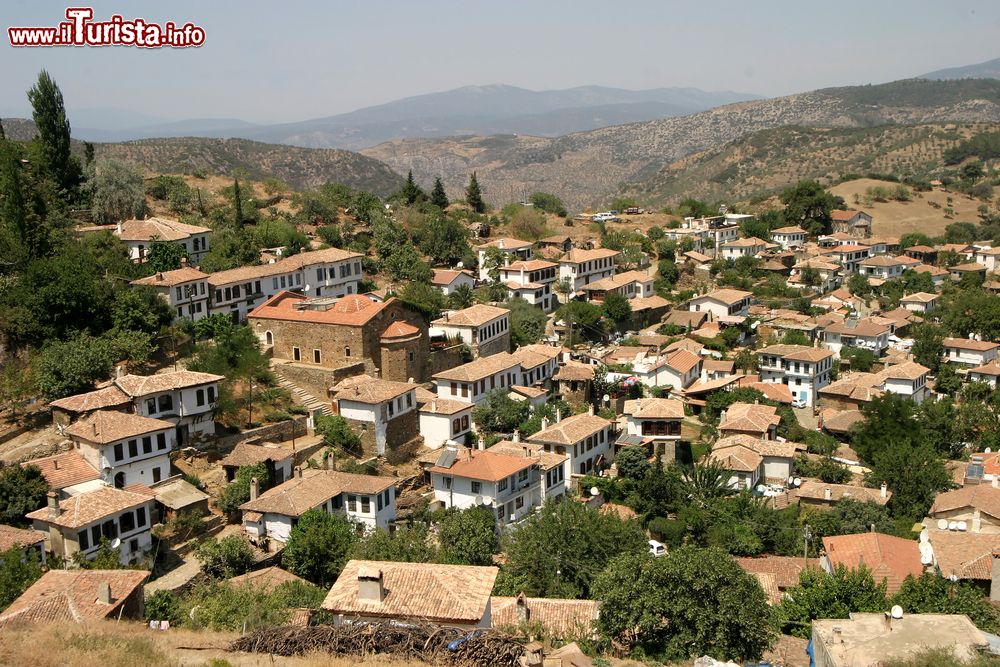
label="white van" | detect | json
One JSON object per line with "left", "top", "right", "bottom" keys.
{"left": 648, "top": 539, "right": 666, "bottom": 557}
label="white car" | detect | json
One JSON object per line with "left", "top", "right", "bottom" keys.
{"left": 648, "top": 539, "right": 666, "bottom": 557}
{"left": 791, "top": 398, "right": 807, "bottom": 409}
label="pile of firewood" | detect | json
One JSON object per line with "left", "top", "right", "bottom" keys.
{"left": 228, "top": 622, "right": 525, "bottom": 667}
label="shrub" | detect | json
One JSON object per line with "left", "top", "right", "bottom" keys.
{"left": 195, "top": 535, "right": 254, "bottom": 579}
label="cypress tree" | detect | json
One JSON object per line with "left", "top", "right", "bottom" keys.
{"left": 0, "top": 119, "right": 5, "bottom": 141}
{"left": 401, "top": 169, "right": 424, "bottom": 205}
{"left": 26, "top": 70, "right": 79, "bottom": 193}
{"left": 430, "top": 177, "right": 449, "bottom": 209}
{"left": 466, "top": 171, "right": 485, "bottom": 214}
{"left": 233, "top": 178, "right": 244, "bottom": 227}
{"left": 0, "top": 140, "right": 47, "bottom": 264}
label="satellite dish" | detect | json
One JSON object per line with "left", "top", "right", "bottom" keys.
{"left": 793, "top": 477, "right": 802, "bottom": 488}
{"left": 958, "top": 521, "right": 968, "bottom": 532}
{"left": 602, "top": 394, "right": 610, "bottom": 404}
{"left": 890, "top": 605, "right": 904, "bottom": 619}
{"left": 755, "top": 484, "right": 766, "bottom": 494}
{"left": 987, "top": 448, "right": 993, "bottom": 454}
{"left": 937, "top": 519, "right": 949, "bottom": 530}
{"left": 483, "top": 498, "right": 493, "bottom": 506}
{"left": 590, "top": 486, "right": 600, "bottom": 497}
{"left": 919, "top": 529, "right": 929, "bottom": 543}
{"left": 949, "top": 521, "right": 959, "bottom": 531}
{"left": 921, "top": 553, "right": 933, "bottom": 566}
{"left": 474, "top": 495, "right": 484, "bottom": 505}
{"left": 110, "top": 538, "right": 121, "bottom": 549}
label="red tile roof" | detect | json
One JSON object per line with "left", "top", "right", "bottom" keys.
{"left": 822, "top": 532, "right": 922, "bottom": 595}
{"left": 249, "top": 291, "right": 397, "bottom": 327}
{"left": 22, "top": 451, "right": 100, "bottom": 490}
{"left": 0, "top": 569, "right": 149, "bottom": 627}
{"left": 430, "top": 448, "right": 535, "bottom": 482}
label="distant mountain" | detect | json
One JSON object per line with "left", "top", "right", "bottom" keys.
{"left": 361, "top": 78, "right": 1000, "bottom": 209}
{"left": 38, "top": 84, "right": 761, "bottom": 148}
{"left": 920, "top": 57, "right": 1000, "bottom": 81}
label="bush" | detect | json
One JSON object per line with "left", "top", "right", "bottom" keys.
{"left": 196, "top": 535, "right": 254, "bottom": 579}
{"left": 144, "top": 590, "right": 183, "bottom": 624}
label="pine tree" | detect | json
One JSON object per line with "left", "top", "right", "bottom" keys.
{"left": 466, "top": 171, "right": 485, "bottom": 213}
{"left": 0, "top": 119, "right": 5, "bottom": 141}
{"left": 233, "top": 178, "right": 244, "bottom": 227}
{"left": 0, "top": 140, "right": 47, "bottom": 265}
{"left": 83, "top": 141, "right": 95, "bottom": 167}
{"left": 27, "top": 70, "right": 79, "bottom": 194}
{"left": 430, "top": 177, "right": 449, "bottom": 209}
{"left": 401, "top": 170, "right": 424, "bottom": 205}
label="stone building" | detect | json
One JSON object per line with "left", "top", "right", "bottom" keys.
{"left": 248, "top": 291, "right": 428, "bottom": 383}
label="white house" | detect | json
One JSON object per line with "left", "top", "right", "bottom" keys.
{"left": 498, "top": 260, "right": 558, "bottom": 311}
{"left": 900, "top": 292, "right": 939, "bottom": 314}
{"left": 877, "top": 361, "right": 931, "bottom": 404}
{"left": 488, "top": 436, "right": 569, "bottom": 502}
{"left": 708, "top": 435, "right": 796, "bottom": 491}
{"left": 823, "top": 244, "right": 872, "bottom": 274}
{"left": 788, "top": 258, "right": 842, "bottom": 292}
{"left": 429, "top": 447, "right": 540, "bottom": 525}
{"left": 771, "top": 226, "right": 807, "bottom": 250}
{"left": 858, "top": 255, "right": 906, "bottom": 283}
{"left": 512, "top": 344, "right": 562, "bottom": 388}
{"left": 720, "top": 236, "right": 768, "bottom": 261}
{"left": 417, "top": 394, "right": 473, "bottom": 449}
{"left": 688, "top": 289, "right": 752, "bottom": 320}
{"left": 27, "top": 487, "right": 156, "bottom": 565}
{"left": 430, "top": 269, "right": 475, "bottom": 296}
{"left": 622, "top": 398, "right": 684, "bottom": 447}
{"left": 830, "top": 209, "right": 873, "bottom": 237}
{"left": 756, "top": 344, "right": 834, "bottom": 407}
{"left": 207, "top": 247, "right": 365, "bottom": 321}
{"left": 558, "top": 248, "right": 620, "bottom": 297}
{"left": 968, "top": 362, "right": 1000, "bottom": 389}
{"left": 633, "top": 349, "right": 703, "bottom": 391}
{"left": 943, "top": 338, "right": 1000, "bottom": 367}
{"left": 528, "top": 408, "right": 613, "bottom": 476}
{"left": 823, "top": 319, "right": 891, "bottom": 358}
{"left": 66, "top": 410, "right": 176, "bottom": 489}
{"left": 130, "top": 266, "right": 211, "bottom": 322}
{"left": 241, "top": 468, "right": 397, "bottom": 547}
{"left": 432, "top": 304, "right": 511, "bottom": 358}
{"left": 114, "top": 371, "right": 223, "bottom": 445}
{"left": 331, "top": 376, "right": 419, "bottom": 457}
{"left": 113, "top": 217, "right": 212, "bottom": 264}
{"left": 582, "top": 270, "right": 654, "bottom": 303}
{"left": 974, "top": 246, "right": 1000, "bottom": 272}
{"left": 433, "top": 353, "right": 522, "bottom": 405}
{"left": 476, "top": 238, "right": 533, "bottom": 281}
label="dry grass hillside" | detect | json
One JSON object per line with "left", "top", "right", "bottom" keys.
{"left": 362, "top": 79, "right": 1000, "bottom": 210}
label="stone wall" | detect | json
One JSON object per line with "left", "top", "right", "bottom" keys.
{"left": 215, "top": 416, "right": 308, "bottom": 451}
{"left": 474, "top": 332, "right": 510, "bottom": 359}
{"left": 275, "top": 362, "right": 363, "bottom": 402}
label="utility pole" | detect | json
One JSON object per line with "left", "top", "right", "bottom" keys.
{"left": 803, "top": 524, "right": 812, "bottom": 565}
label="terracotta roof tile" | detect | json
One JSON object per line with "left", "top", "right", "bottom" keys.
{"left": 322, "top": 559, "right": 498, "bottom": 624}
{"left": 715, "top": 434, "right": 797, "bottom": 458}
{"left": 332, "top": 375, "right": 416, "bottom": 404}
{"left": 943, "top": 338, "right": 1000, "bottom": 352}
{"left": 114, "top": 370, "right": 223, "bottom": 396}
{"left": 757, "top": 344, "right": 833, "bottom": 363}
{"left": 718, "top": 403, "right": 780, "bottom": 435}
{"left": 504, "top": 259, "right": 558, "bottom": 271}
{"left": 822, "top": 532, "right": 922, "bottom": 595}
{"left": 926, "top": 530, "right": 1000, "bottom": 580}
{"left": 0, "top": 524, "right": 46, "bottom": 551}
{"left": 560, "top": 248, "right": 620, "bottom": 264}
{"left": 794, "top": 479, "right": 890, "bottom": 505}
{"left": 930, "top": 485, "right": 1000, "bottom": 520}
{"left": 130, "top": 267, "right": 209, "bottom": 287}
{"left": 22, "top": 451, "right": 100, "bottom": 490}
{"left": 707, "top": 443, "right": 762, "bottom": 472}
{"left": 623, "top": 398, "right": 685, "bottom": 420}
{"left": 240, "top": 469, "right": 395, "bottom": 516}
{"left": 695, "top": 289, "right": 752, "bottom": 306}
{"left": 430, "top": 448, "right": 536, "bottom": 482}
{"left": 970, "top": 362, "right": 1000, "bottom": 376}
{"left": 0, "top": 569, "right": 149, "bottom": 627}
{"left": 487, "top": 441, "right": 567, "bottom": 471}
{"left": 475, "top": 237, "right": 531, "bottom": 251}
{"left": 433, "top": 352, "right": 520, "bottom": 382}
{"left": 492, "top": 596, "right": 599, "bottom": 637}
{"left": 430, "top": 269, "right": 473, "bottom": 286}
{"left": 665, "top": 349, "right": 701, "bottom": 374}
{"left": 249, "top": 291, "right": 399, "bottom": 327}
{"left": 116, "top": 217, "right": 209, "bottom": 242}
{"left": 207, "top": 247, "right": 362, "bottom": 286}
{"left": 528, "top": 413, "right": 610, "bottom": 447}
{"left": 26, "top": 486, "right": 153, "bottom": 529}
{"left": 381, "top": 321, "right": 420, "bottom": 339}
{"left": 49, "top": 386, "right": 131, "bottom": 413}
{"left": 433, "top": 304, "right": 509, "bottom": 328}
{"left": 735, "top": 555, "right": 820, "bottom": 589}
{"left": 824, "top": 318, "right": 891, "bottom": 337}
{"left": 65, "top": 410, "right": 174, "bottom": 445}
{"left": 229, "top": 566, "right": 309, "bottom": 591}
{"left": 220, "top": 442, "right": 293, "bottom": 469}
{"left": 553, "top": 362, "right": 595, "bottom": 382}
{"left": 417, "top": 397, "right": 472, "bottom": 416}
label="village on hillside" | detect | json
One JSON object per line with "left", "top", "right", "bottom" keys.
{"left": 6, "top": 52, "right": 1000, "bottom": 667}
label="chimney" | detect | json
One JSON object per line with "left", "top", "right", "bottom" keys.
{"left": 513, "top": 429, "right": 521, "bottom": 443}
{"left": 53, "top": 459, "right": 59, "bottom": 470}
{"left": 294, "top": 466, "right": 303, "bottom": 479}
{"left": 883, "top": 611, "right": 892, "bottom": 633}
{"left": 91, "top": 421, "right": 98, "bottom": 437}
{"left": 832, "top": 626, "right": 843, "bottom": 644}
{"left": 555, "top": 408, "right": 562, "bottom": 423}
{"left": 46, "top": 491, "right": 60, "bottom": 520}
{"left": 180, "top": 256, "right": 188, "bottom": 268}
{"left": 498, "top": 239, "right": 506, "bottom": 249}
{"left": 540, "top": 417, "right": 550, "bottom": 431}
{"left": 516, "top": 593, "right": 529, "bottom": 624}
{"left": 157, "top": 272, "right": 164, "bottom": 281}
{"left": 373, "top": 368, "right": 380, "bottom": 379}
{"left": 588, "top": 404, "right": 595, "bottom": 416}
{"left": 824, "top": 488, "right": 832, "bottom": 501}
{"left": 116, "top": 221, "right": 123, "bottom": 234}
{"left": 881, "top": 482, "right": 888, "bottom": 499}
{"left": 326, "top": 450, "right": 335, "bottom": 470}
{"left": 357, "top": 567, "right": 386, "bottom": 603}
{"left": 477, "top": 434, "right": 485, "bottom": 451}
{"left": 250, "top": 477, "right": 260, "bottom": 501}
{"left": 431, "top": 399, "right": 438, "bottom": 412}
{"left": 97, "top": 582, "right": 112, "bottom": 605}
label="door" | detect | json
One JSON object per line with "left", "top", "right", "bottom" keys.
{"left": 176, "top": 424, "right": 189, "bottom": 446}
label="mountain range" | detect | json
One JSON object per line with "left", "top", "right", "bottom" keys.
{"left": 920, "top": 57, "right": 1000, "bottom": 81}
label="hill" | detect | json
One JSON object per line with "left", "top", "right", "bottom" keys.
{"left": 620, "top": 122, "right": 1000, "bottom": 206}
{"left": 920, "top": 57, "right": 1000, "bottom": 81}
{"left": 362, "top": 79, "right": 1000, "bottom": 210}
{"left": 92, "top": 137, "right": 404, "bottom": 195}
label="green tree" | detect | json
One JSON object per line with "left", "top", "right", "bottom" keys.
{"left": 351, "top": 524, "right": 436, "bottom": 563}
{"left": 0, "top": 139, "right": 48, "bottom": 266}
{"left": 88, "top": 159, "right": 148, "bottom": 224}
{"left": 145, "top": 239, "right": 189, "bottom": 273}
{"left": 399, "top": 170, "right": 425, "bottom": 205}
{"left": 495, "top": 500, "right": 646, "bottom": 599}
{"left": 594, "top": 548, "right": 775, "bottom": 661}
{"left": 780, "top": 180, "right": 841, "bottom": 236}
{"left": 505, "top": 297, "right": 547, "bottom": 347}
{"left": 398, "top": 280, "right": 446, "bottom": 318}
{"left": 528, "top": 192, "right": 567, "bottom": 217}
{"left": 839, "top": 346, "right": 876, "bottom": 372}
{"left": 232, "top": 177, "right": 245, "bottom": 227}
{"left": 0, "top": 546, "right": 42, "bottom": 611}
{"left": 0, "top": 465, "right": 48, "bottom": 527}
{"left": 196, "top": 535, "right": 254, "bottom": 579}
{"left": 283, "top": 508, "right": 356, "bottom": 587}
{"left": 35, "top": 334, "right": 115, "bottom": 400}
{"left": 557, "top": 301, "right": 605, "bottom": 343}
{"left": 465, "top": 172, "right": 485, "bottom": 213}
{"left": 448, "top": 283, "right": 475, "bottom": 310}
{"left": 472, "top": 390, "right": 531, "bottom": 435}
{"left": 777, "top": 565, "right": 888, "bottom": 638}
{"left": 112, "top": 286, "right": 174, "bottom": 335}
{"left": 437, "top": 506, "right": 500, "bottom": 566}
{"left": 383, "top": 244, "right": 433, "bottom": 283}
{"left": 808, "top": 499, "right": 897, "bottom": 548}
{"left": 911, "top": 323, "right": 944, "bottom": 373}
{"left": 682, "top": 460, "right": 736, "bottom": 503}
{"left": 219, "top": 463, "right": 271, "bottom": 514}
{"left": 27, "top": 69, "right": 80, "bottom": 194}
{"left": 417, "top": 215, "right": 470, "bottom": 265}
{"left": 430, "top": 177, "right": 449, "bottom": 209}
{"left": 892, "top": 572, "right": 1000, "bottom": 633}
{"left": 602, "top": 292, "right": 632, "bottom": 328}
{"left": 315, "top": 415, "right": 362, "bottom": 453}
{"left": 615, "top": 446, "right": 651, "bottom": 480}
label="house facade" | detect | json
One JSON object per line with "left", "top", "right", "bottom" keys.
{"left": 431, "top": 305, "right": 511, "bottom": 358}
{"left": 771, "top": 226, "right": 807, "bottom": 250}
{"left": 558, "top": 249, "right": 620, "bottom": 297}
{"left": 112, "top": 217, "right": 212, "bottom": 264}
{"left": 687, "top": 289, "right": 752, "bottom": 320}
{"left": 498, "top": 260, "right": 558, "bottom": 312}
{"left": 331, "top": 376, "right": 419, "bottom": 457}
{"left": 67, "top": 411, "right": 176, "bottom": 489}
{"left": 528, "top": 409, "right": 613, "bottom": 476}
{"left": 130, "top": 266, "right": 211, "bottom": 322}
{"left": 432, "top": 353, "right": 521, "bottom": 406}
{"left": 476, "top": 238, "right": 533, "bottom": 281}
{"left": 942, "top": 338, "right": 1000, "bottom": 367}
{"left": 429, "top": 447, "right": 540, "bottom": 525}
{"left": 756, "top": 344, "right": 834, "bottom": 407}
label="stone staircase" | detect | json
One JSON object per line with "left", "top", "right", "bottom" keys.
{"left": 273, "top": 365, "right": 334, "bottom": 418}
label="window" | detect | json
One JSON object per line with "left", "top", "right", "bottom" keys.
{"left": 101, "top": 520, "right": 118, "bottom": 540}
{"left": 293, "top": 347, "right": 301, "bottom": 361}
{"left": 444, "top": 476, "right": 452, "bottom": 490}
{"left": 142, "top": 437, "right": 152, "bottom": 454}
{"left": 196, "top": 389, "right": 205, "bottom": 406}
{"left": 120, "top": 511, "right": 135, "bottom": 534}
{"left": 383, "top": 489, "right": 391, "bottom": 507}
{"left": 130, "top": 538, "right": 139, "bottom": 555}
{"left": 158, "top": 395, "right": 173, "bottom": 412}
{"left": 361, "top": 496, "right": 371, "bottom": 513}
{"left": 136, "top": 506, "right": 146, "bottom": 527}
{"left": 498, "top": 478, "right": 509, "bottom": 493}
{"left": 406, "top": 393, "right": 412, "bottom": 408}
{"left": 156, "top": 433, "right": 166, "bottom": 450}
{"left": 452, "top": 419, "right": 461, "bottom": 434}
{"left": 387, "top": 401, "right": 394, "bottom": 417}
{"left": 332, "top": 495, "right": 343, "bottom": 509}
{"left": 313, "top": 349, "right": 322, "bottom": 364}
{"left": 175, "top": 287, "right": 183, "bottom": 301}
{"left": 515, "top": 495, "right": 524, "bottom": 510}
{"left": 347, "top": 495, "right": 357, "bottom": 512}
{"left": 377, "top": 494, "right": 383, "bottom": 511}
{"left": 114, "top": 443, "right": 124, "bottom": 462}
{"left": 152, "top": 467, "right": 161, "bottom": 483}
{"left": 146, "top": 398, "right": 156, "bottom": 414}
{"left": 497, "top": 505, "right": 505, "bottom": 521}
{"left": 461, "top": 415, "right": 469, "bottom": 430}
{"left": 471, "top": 481, "right": 481, "bottom": 494}
{"left": 78, "top": 530, "right": 90, "bottom": 551}
{"left": 518, "top": 469, "right": 528, "bottom": 483}
{"left": 344, "top": 346, "right": 351, "bottom": 358}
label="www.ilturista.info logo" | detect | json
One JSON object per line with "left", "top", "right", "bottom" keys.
{"left": 8, "top": 7, "right": 205, "bottom": 48}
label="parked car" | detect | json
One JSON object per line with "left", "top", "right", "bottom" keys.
{"left": 791, "top": 398, "right": 807, "bottom": 409}
{"left": 648, "top": 539, "right": 666, "bottom": 557}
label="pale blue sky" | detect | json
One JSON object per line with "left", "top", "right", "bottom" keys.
{"left": 2, "top": 0, "right": 999, "bottom": 124}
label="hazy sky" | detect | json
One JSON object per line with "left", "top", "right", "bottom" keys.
{"left": 3, "top": 0, "right": 999, "bottom": 125}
